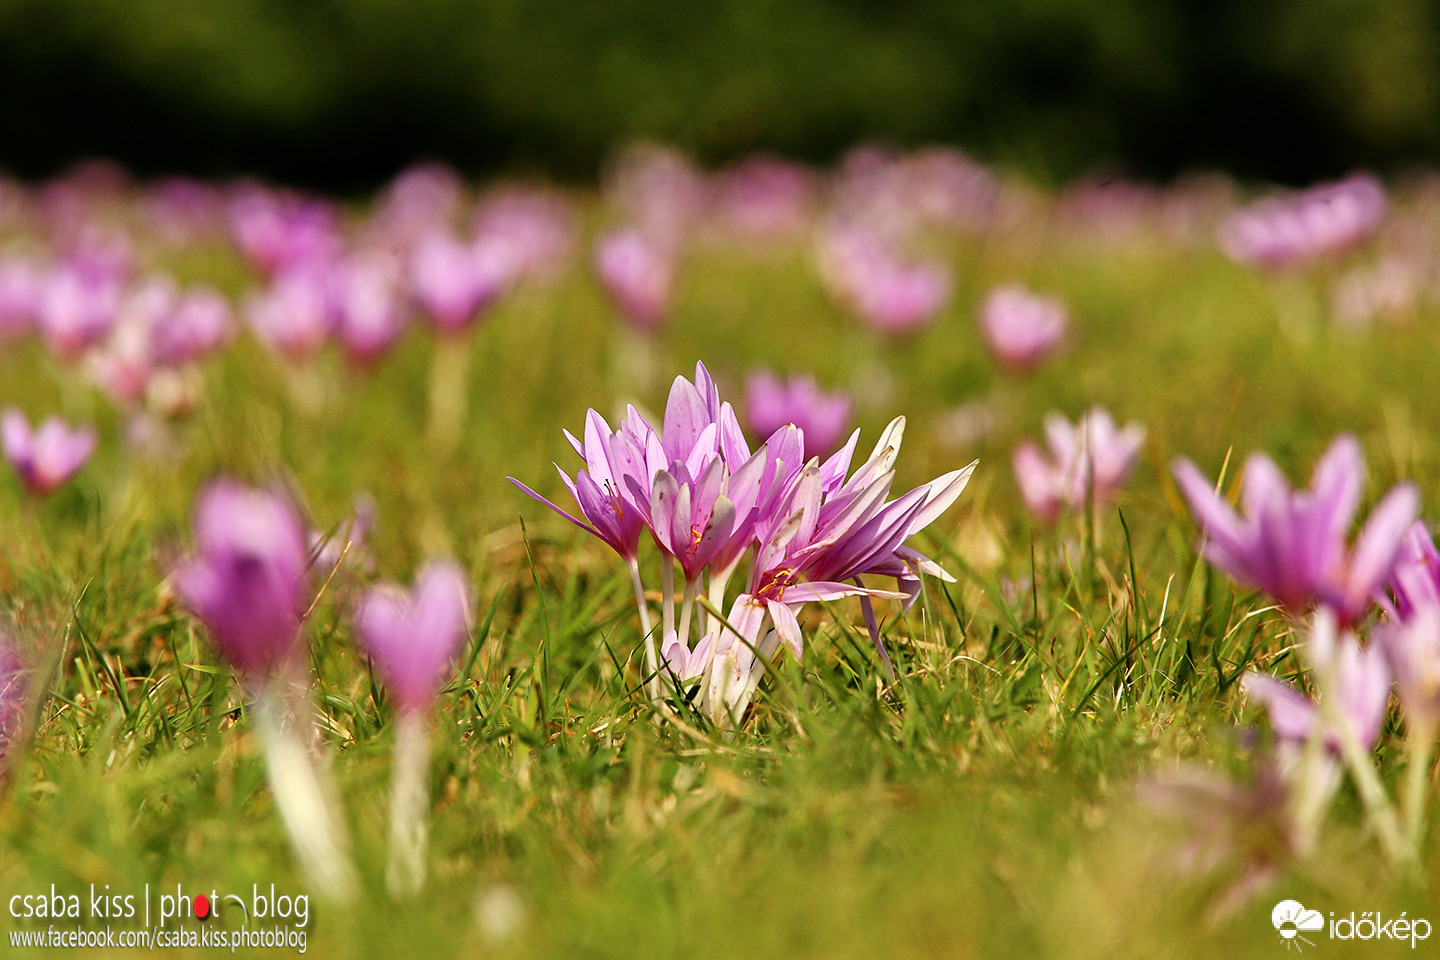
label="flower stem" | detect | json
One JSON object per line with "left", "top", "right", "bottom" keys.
{"left": 627, "top": 557, "right": 659, "bottom": 702}
{"left": 1313, "top": 669, "right": 1410, "bottom": 867}
{"left": 254, "top": 684, "right": 357, "bottom": 902}
{"left": 660, "top": 557, "right": 675, "bottom": 642}
{"left": 706, "top": 568, "right": 732, "bottom": 639}
{"left": 1289, "top": 723, "right": 1337, "bottom": 855}
{"left": 677, "top": 577, "right": 698, "bottom": 649}
{"left": 1402, "top": 726, "right": 1436, "bottom": 857}
{"left": 427, "top": 334, "right": 471, "bottom": 453}
{"left": 386, "top": 710, "right": 432, "bottom": 898}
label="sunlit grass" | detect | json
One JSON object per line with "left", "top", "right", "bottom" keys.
{"left": 1, "top": 214, "right": 1437, "bottom": 958}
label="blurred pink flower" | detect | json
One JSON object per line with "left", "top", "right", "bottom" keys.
{"left": 408, "top": 231, "right": 507, "bottom": 334}
{"left": 607, "top": 144, "right": 707, "bottom": 249}
{"left": 1242, "top": 608, "right": 1391, "bottom": 753}
{"left": 1375, "top": 604, "right": 1440, "bottom": 738}
{"left": 1013, "top": 408, "right": 1144, "bottom": 522}
{"left": 817, "top": 223, "right": 949, "bottom": 335}
{"left": 152, "top": 287, "right": 234, "bottom": 367}
{"left": 1173, "top": 434, "right": 1417, "bottom": 624}
{"left": 1383, "top": 521, "right": 1440, "bottom": 621}
{"left": 712, "top": 156, "right": 815, "bottom": 240}
{"left": 172, "top": 481, "right": 311, "bottom": 679}
{"left": 595, "top": 228, "right": 674, "bottom": 331}
{"left": 472, "top": 187, "right": 575, "bottom": 282}
{"left": 36, "top": 263, "right": 120, "bottom": 360}
{"left": 334, "top": 255, "right": 407, "bottom": 364}
{"left": 1219, "top": 173, "right": 1386, "bottom": 269}
{"left": 246, "top": 265, "right": 336, "bottom": 361}
{"left": 744, "top": 370, "right": 851, "bottom": 458}
{"left": 355, "top": 560, "right": 471, "bottom": 714}
{"left": 369, "top": 163, "right": 464, "bottom": 245}
{"left": 0, "top": 259, "right": 40, "bottom": 338}
{"left": 979, "top": 284, "right": 1067, "bottom": 371}
{"left": 902, "top": 148, "right": 998, "bottom": 231}
{"left": 229, "top": 184, "right": 340, "bottom": 276}
{"left": 1, "top": 408, "right": 96, "bottom": 496}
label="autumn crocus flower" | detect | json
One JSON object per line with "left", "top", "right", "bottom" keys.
{"left": 607, "top": 145, "right": 708, "bottom": 249}
{"left": 408, "top": 231, "right": 507, "bottom": 335}
{"left": 172, "top": 481, "right": 310, "bottom": 678}
{"left": 1172, "top": 434, "right": 1418, "bottom": 625}
{"left": 817, "top": 224, "right": 950, "bottom": 335}
{"left": 246, "top": 265, "right": 335, "bottom": 362}
{"left": 0, "top": 259, "right": 39, "bottom": 338}
{"left": 849, "top": 253, "right": 950, "bottom": 335}
{"left": 333, "top": 254, "right": 407, "bottom": 365}
{"left": 1140, "top": 762, "right": 1298, "bottom": 917}
{"left": 1013, "top": 409, "right": 1144, "bottom": 523}
{"left": 510, "top": 405, "right": 665, "bottom": 693}
{"left": 471, "top": 188, "right": 576, "bottom": 283}
{"left": 369, "top": 163, "right": 463, "bottom": 246}
{"left": 172, "top": 480, "right": 355, "bottom": 901}
{"left": 744, "top": 371, "right": 852, "bottom": 459}
{"left": 1375, "top": 607, "right": 1440, "bottom": 739}
{"left": 978, "top": 285, "right": 1067, "bottom": 371}
{"left": 36, "top": 263, "right": 119, "bottom": 360}
{"left": 84, "top": 276, "right": 175, "bottom": 405}
{"left": 713, "top": 156, "right": 815, "bottom": 241}
{"left": 229, "top": 185, "right": 340, "bottom": 277}
{"left": 355, "top": 560, "right": 471, "bottom": 896}
{"left": 511, "top": 363, "right": 763, "bottom": 696}
{"left": 509, "top": 407, "right": 658, "bottom": 563}
{"left": 151, "top": 287, "right": 233, "bottom": 367}
{"left": 704, "top": 417, "right": 976, "bottom": 722}
{"left": 1382, "top": 521, "right": 1440, "bottom": 622}
{"left": 1218, "top": 173, "right": 1386, "bottom": 269}
{"left": 1, "top": 409, "right": 96, "bottom": 496}
{"left": 1242, "top": 608, "right": 1406, "bottom": 862}
{"left": 1242, "top": 625, "right": 1391, "bottom": 755}
{"left": 511, "top": 362, "right": 976, "bottom": 723}
{"left": 355, "top": 561, "right": 472, "bottom": 715}
{"left": 1373, "top": 597, "right": 1440, "bottom": 851}
{"left": 594, "top": 228, "right": 674, "bottom": 331}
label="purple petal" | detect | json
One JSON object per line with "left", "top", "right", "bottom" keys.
{"left": 650, "top": 470, "right": 681, "bottom": 555}
{"left": 508, "top": 476, "right": 602, "bottom": 541}
{"left": 767, "top": 599, "right": 804, "bottom": 658}
{"left": 1241, "top": 673, "right": 1317, "bottom": 743}
{"left": 662, "top": 375, "right": 711, "bottom": 465}
{"left": 1341, "top": 483, "right": 1420, "bottom": 618}
{"left": 1310, "top": 434, "right": 1364, "bottom": 548}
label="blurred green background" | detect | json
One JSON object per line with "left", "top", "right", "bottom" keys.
{"left": 0, "top": 0, "right": 1437, "bottom": 188}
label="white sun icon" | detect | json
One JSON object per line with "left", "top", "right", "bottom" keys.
{"left": 1271, "top": 900, "right": 1325, "bottom": 951}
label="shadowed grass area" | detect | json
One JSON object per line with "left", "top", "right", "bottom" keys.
{"left": 0, "top": 200, "right": 1438, "bottom": 958}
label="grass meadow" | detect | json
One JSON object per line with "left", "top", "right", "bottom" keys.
{"left": 0, "top": 176, "right": 1437, "bottom": 958}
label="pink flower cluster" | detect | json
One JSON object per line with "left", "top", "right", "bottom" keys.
{"left": 1171, "top": 433, "right": 1440, "bottom": 866}
{"left": 816, "top": 223, "right": 951, "bottom": 335}
{"left": 236, "top": 176, "right": 575, "bottom": 364}
{"left": 511, "top": 363, "right": 975, "bottom": 723}
{"left": 1013, "top": 408, "right": 1144, "bottom": 523}
{"left": 1219, "top": 173, "right": 1387, "bottom": 269}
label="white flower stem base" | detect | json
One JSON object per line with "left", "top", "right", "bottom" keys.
{"left": 1402, "top": 727, "right": 1435, "bottom": 857}
{"left": 255, "top": 683, "right": 357, "bottom": 903}
{"left": 387, "top": 710, "right": 432, "bottom": 898}
{"left": 627, "top": 557, "right": 660, "bottom": 702}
